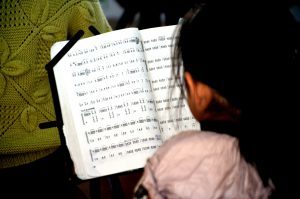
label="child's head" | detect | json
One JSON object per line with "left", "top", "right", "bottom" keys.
{"left": 173, "top": 1, "right": 244, "bottom": 124}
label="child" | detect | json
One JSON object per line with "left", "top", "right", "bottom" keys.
{"left": 134, "top": 1, "right": 274, "bottom": 198}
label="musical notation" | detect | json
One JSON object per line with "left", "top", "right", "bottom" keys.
{"left": 85, "top": 117, "right": 158, "bottom": 137}
{"left": 79, "top": 97, "right": 156, "bottom": 125}
{"left": 53, "top": 26, "right": 200, "bottom": 174}
{"left": 89, "top": 134, "right": 161, "bottom": 163}
{"left": 67, "top": 36, "right": 140, "bottom": 58}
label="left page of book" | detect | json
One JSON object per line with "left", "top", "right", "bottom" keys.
{"left": 51, "top": 28, "right": 162, "bottom": 179}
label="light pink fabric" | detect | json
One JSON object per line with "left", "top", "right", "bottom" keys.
{"left": 137, "top": 131, "right": 272, "bottom": 199}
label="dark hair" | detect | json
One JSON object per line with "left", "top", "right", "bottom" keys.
{"left": 172, "top": 0, "right": 289, "bottom": 189}
{"left": 172, "top": 0, "right": 261, "bottom": 174}
{"left": 171, "top": 1, "right": 248, "bottom": 141}
{"left": 173, "top": 1, "right": 244, "bottom": 110}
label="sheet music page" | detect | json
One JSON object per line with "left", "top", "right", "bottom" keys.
{"left": 140, "top": 25, "right": 200, "bottom": 142}
{"left": 52, "top": 28, "right": 162, "bottom": 179}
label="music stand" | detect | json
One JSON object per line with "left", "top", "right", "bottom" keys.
{"left": 39, "top": 26, "right": 124, "bottom": 199}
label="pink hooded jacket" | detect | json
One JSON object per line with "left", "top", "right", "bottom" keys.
{"left": 136, "top": 131, "right": 272, "bottom": 199}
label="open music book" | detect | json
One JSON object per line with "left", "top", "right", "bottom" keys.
{"left": 51, "top": 25, "right": 200, "bottom": 180}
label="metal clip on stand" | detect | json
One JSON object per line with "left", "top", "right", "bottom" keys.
{"left": 39, "top": 26, "right": 124, "bottom": 199}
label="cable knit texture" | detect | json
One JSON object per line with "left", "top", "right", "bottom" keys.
{"left": 0, "top": 0, "right": 111, "bottom": 168}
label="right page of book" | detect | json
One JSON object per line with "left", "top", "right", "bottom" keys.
{"left": 140, "top": 25, "right": 200, "bottom": 142}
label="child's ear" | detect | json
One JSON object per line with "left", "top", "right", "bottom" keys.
{"left": 184, "top": 72, "right": 213, "bottom": 119}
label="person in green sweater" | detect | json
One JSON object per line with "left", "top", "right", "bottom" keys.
{"left": 0, "top": 0, "right": 111, "bottom": 198}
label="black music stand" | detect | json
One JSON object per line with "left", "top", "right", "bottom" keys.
{"left": 39, "top": 26, "right": 124, "bottom": 199}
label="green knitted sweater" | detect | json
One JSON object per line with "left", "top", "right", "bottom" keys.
{"left": 0, "top": 0, "right": 111, "bottom": 168}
